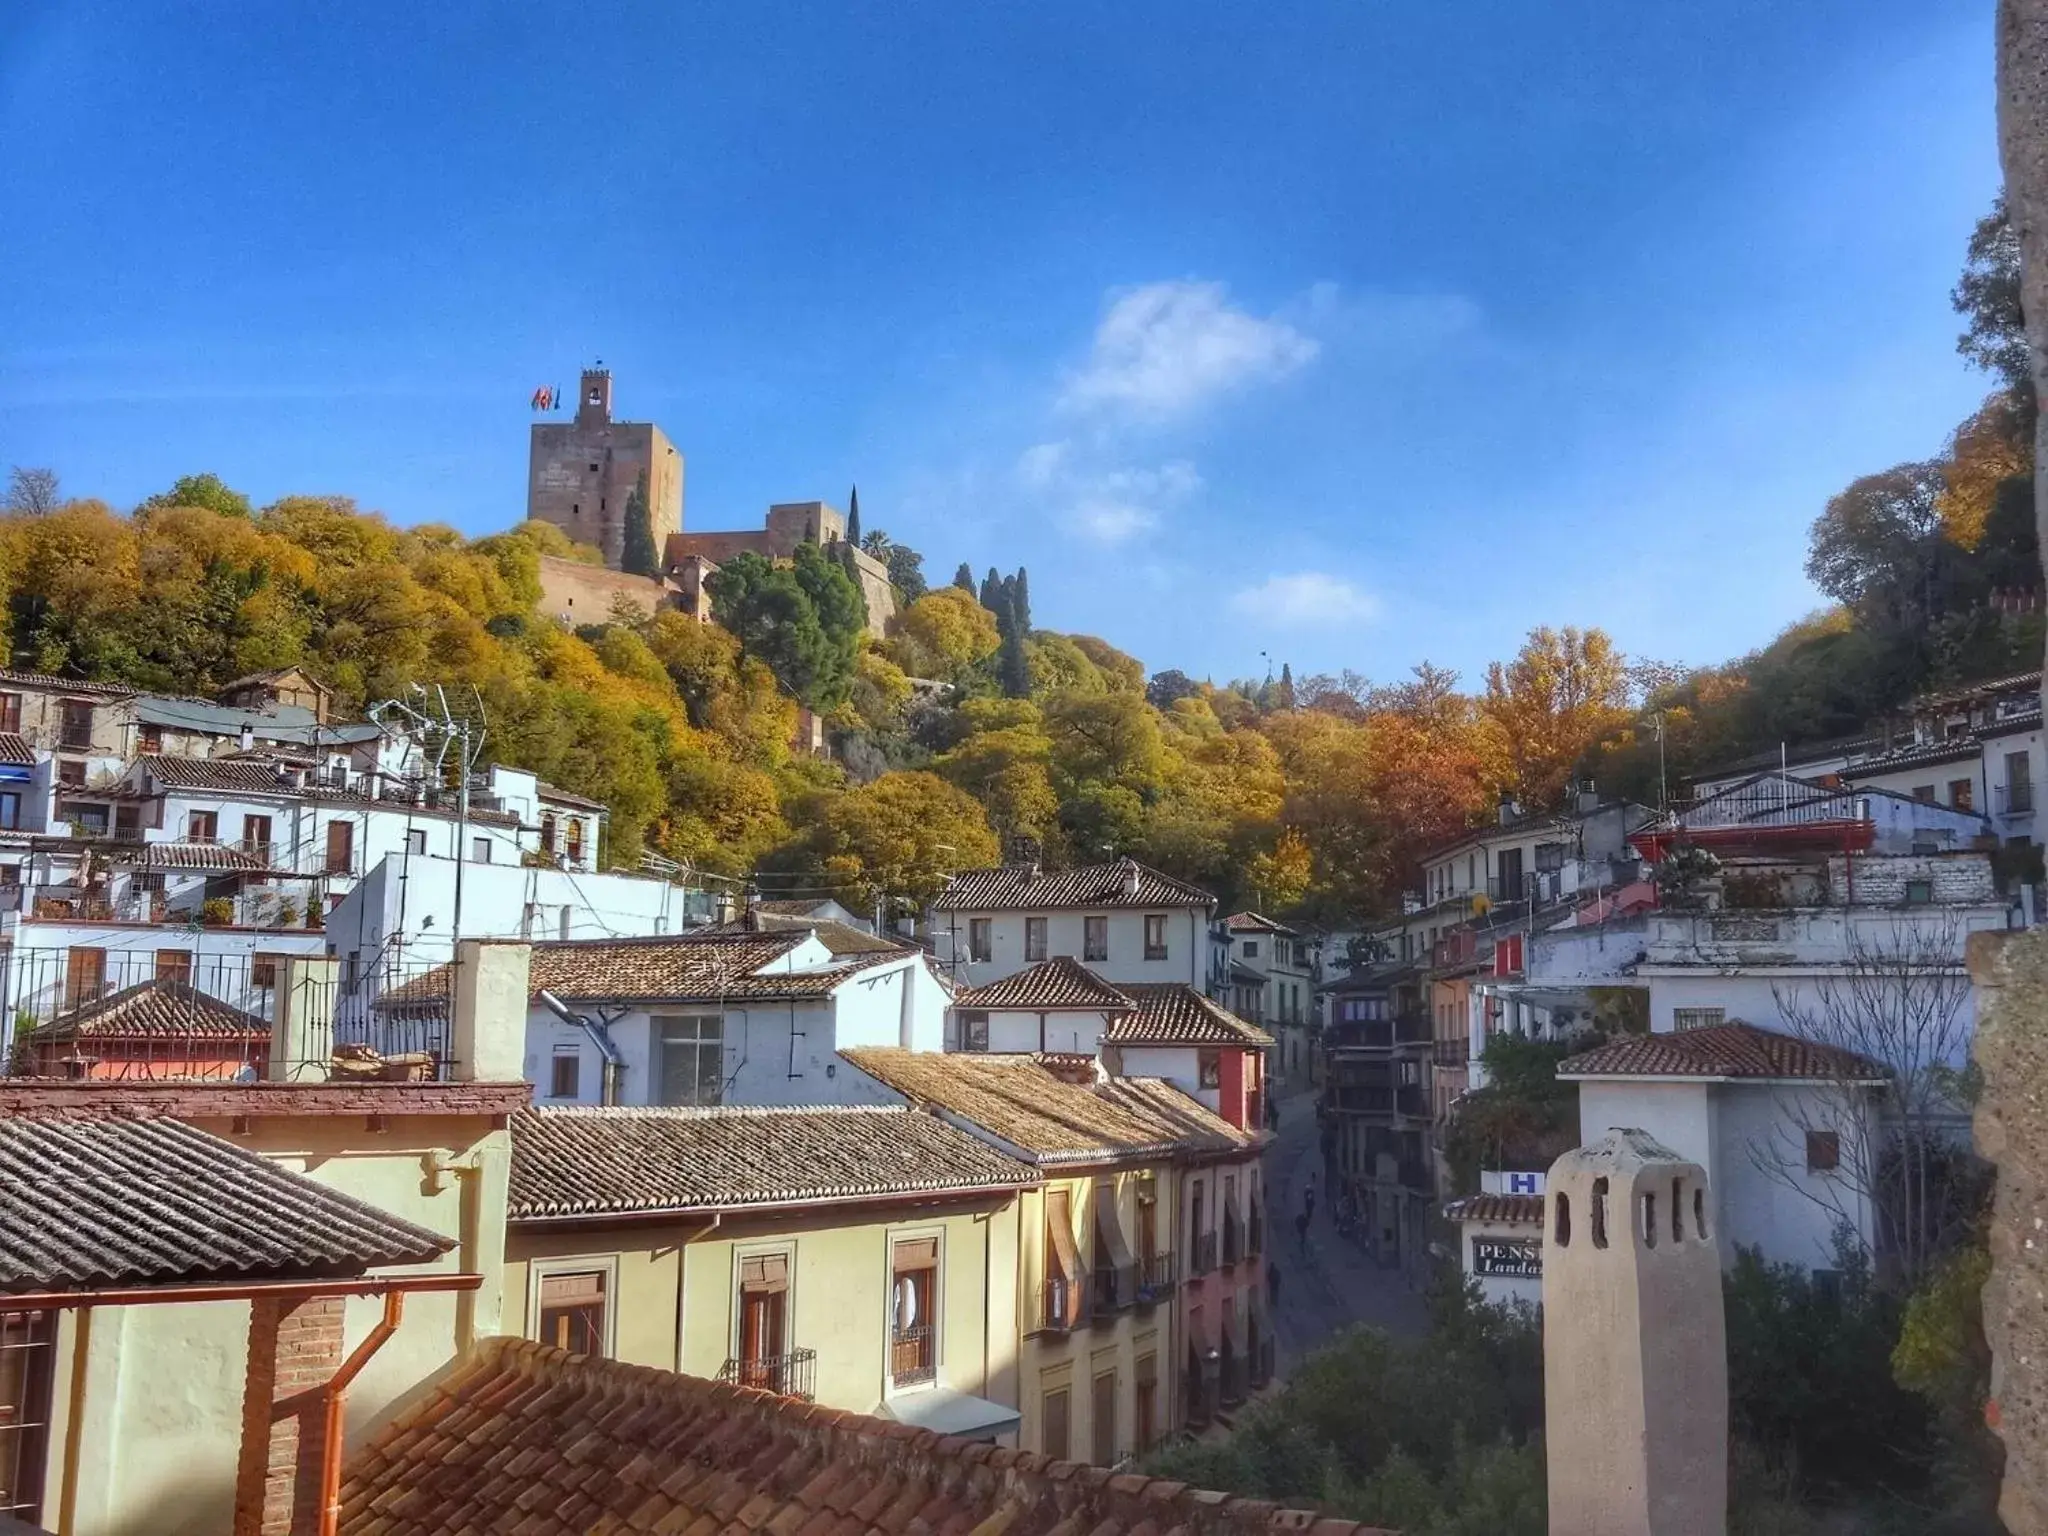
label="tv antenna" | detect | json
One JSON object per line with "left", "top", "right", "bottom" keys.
{"left": 368, "top": 685, "right": 491, "bottom": 949}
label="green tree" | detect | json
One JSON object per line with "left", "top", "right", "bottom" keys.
{"left": 953, "top": 561, "right": 974, "bottom": 591}
{"left": 1953, "top": 195, "right": 2030, "bottom": 397}
{"left": 140, "top": 472, "right": 252, "bottom": 519}
{"left": 884, "top": 541, "right": 928, "bottom": 602}
{"left": 706, "top": 550, "right": 858, "bottom": 711}
{"left": 818, "top": 770, "right": 1000, "bottom": 910}
{"left": 620, "top": 469, "right": 659, "bottom": 576}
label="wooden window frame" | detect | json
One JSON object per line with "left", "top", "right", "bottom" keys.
{"left": 549, "top": 1046, "right": 581, "bottom": 1100}
{"left": 530, "top": 1257, "right": 617, "bottom": 1359}
{"left": 1143, "top": 913, "right": 1168, "bottom": 961}
{"left": 968, "top": 918, "right": 993, "bottom": 963}
{"left": 1024, "top": 915, "right": 1047, "bottom": 963}
{"left": 1083, "top": 915, "right": 1109, "bottom": 963}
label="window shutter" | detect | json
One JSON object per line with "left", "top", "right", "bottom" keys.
{"left": 740, "top": 1253, "right": 790, "bottom": 1292}
{"left": 538, "top": 1270, "right": 605, "bottom": 1307}
{"left": 892, "top": 1237, "right": 939, "bottom": 1271}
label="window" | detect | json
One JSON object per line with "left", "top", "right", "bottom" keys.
{"left": 58, "top": 700, "right": 92, "bottom": 750}
{"left": 1806, "top": 1131, "right": 1841, "bottom": 1173}
{"left": 69, "top": 804, "right": 108, "bottom": 835}
{"left": 656, "top": 1014, "right": 723, "bottom": 1105}
{"left": 472, "top": 836, "right": 492, "bottom": 863}
{"left": 1134, "top": 1353, "right": 1158, "bottom": 1452}
{"left": 155, "top": 949, "right": 192, "bottom": 984}
{"left": 566, "top": 821, "right": 584, "bottom": 863}
{"left": 64, "top": 947, "right": 104, "bottom": 1009}
{"left": 0, "top": 694, "right": 18, "bottom": 735}
{"left": 0, "top": 1308, "right": 55, "bottom": 1520}
{"left": 550, "top": 1047, "right": 581, "bottom": 1100}
{"left": 2009, "top": 751, "right": 2035, "bottom": 814}
{"left": 535, "top": 1267, "right": 609, "bottom": 1357}
{"left": 1084, "top": 915, "right": 1108, "bottom": 962}
{"left": 55, "top": 760, "right": 83, "bottom": 789}
{"left": 0, "top": 794, "right": 19, "bottom": 832}
{"left": 890, "top": 1237, "right": 939, "bottom": 1388}
{"left": 1671, "top": 1007, "right": 1724, "bottom": 1032}
{"left": 1241, "top": 939, "right": 1259, "bottom": 959}
{"left": 243, "top": 814, "right": 272, "bottom": 861}
{"left": 251, "top": 951, "right": 286, "bottom": 990}
{"left": 1041, "top": 1387, "right": 1070, "bottom": 1461}
{"left": 1092, "top": 1370, "right": 1118, "bottom": 1465}
{"left": 540, "top": 814, "right": 557, "bottom": 854}
{"left": 324, "top": 819, "right": 354, "bottom": 875}
{"left": 1912, "top": 784, "right": 1937, "bottom": 803}
{"left": 1904, "top": 879, "right": 1934, "bottom": 905}
{"left": 959, "top": 1010, "right": 989, "bottom": 1052}
{"left": 1144, "top": 913, "right": 1168, "bottom": 961}
{"left": 405, "top": 828, "right": 427, "bottom": 855}
{"left": 186, "top": 809, "right": 218, "bottom": 842}
{"left": 735, "top": 1253, "right": 792, "bottom": 1390}
{"left": 1043, "top": 1188, "right": 1084, "bottom": 1329}
{"left": 1199, "top": 1049, "right": 1222, "bottom": 1089}
{"left": 968, "top": 918, "right": 992, "bottom": 963}
{"left": 1025, "top": 915, "right": 1047, "bottom": 962}
{"left": 1949, "top": 778, "right": 1975, "bottom": 812}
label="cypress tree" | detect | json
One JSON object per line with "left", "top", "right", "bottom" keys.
{"left": 620, "top": 469, "right": 659, "bottom": 577}
{"left": 999, "top": 625, "right": 1031, "bottom": 698}
{"left": 953, "top": 562, "right": 975, "bottom": 591}
{"left": 1276, "top": 662, "right": 1297, "bottom": 711}
{"left": 1012, "top": 567, "right": 1031, "bottom": 634}
{"left": 980, "top": 567, "right": 1002, "bottom": 614}
{"left": 845, "top": 485, "right": 861, "bottom": 548}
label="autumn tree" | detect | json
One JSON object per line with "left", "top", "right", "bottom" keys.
{"left": 886, "top": 586, "right": 999, "bottom": 681}
{"left": 139, "top": 472, "right": 251, "bottom": 519}
{"left": 817, "top": 770, "right": 1000, "bottom": 911}
{"left": 1481, "top": 626, "right": 1629, "bottom": 811}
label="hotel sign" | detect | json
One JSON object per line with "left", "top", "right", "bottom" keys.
{"left": 1473, "top": 1238, "right": 1542, "bottom": 1278}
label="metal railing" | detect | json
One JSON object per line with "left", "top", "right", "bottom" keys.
{"left": 890, "top": 1326, "right": 934, "bottom": 1388}
{"left": 716, "top": 1347, "right": 816, "bottom": 1401}
{"left": 1089, "top": 1264, "right": 1134, "bottom": 1321}
{"left": 1998, "top": 781, "right": 2036, "bottom": 816}
{"left": 1134, "top": 1252, "right": 1177, "bottom": 1303}
{"left": 1192, "top": 1230, "right": 1218, "bottom": 1275}
{"left": 3, "top": 947, "right": 461, "bottom": 1082}
{"left": 1222, "top": 1215, "right": 1242, "bottom": 1266}
{"left": 1037, "top": 1275, "right": 1087, "bottom": 1334}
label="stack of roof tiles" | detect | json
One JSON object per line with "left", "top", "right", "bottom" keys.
{"left": 510, "top": 1105, "right": 1038, "bottom": 1219}
{"left": 843, "top": 1049, "right": 1251, "bottom": 1165}
{"left": 339, "top": 1338, "right": 1395, "bottom": 1536}
{"left": 933, "top": 859, "right": 1211, "bottom": 911}
{"left": 0, "top": 1114, "right": 449, "bottom": 1293}
{"left": 1558, "top": 1021, "right": 1887, "bottom": 1082}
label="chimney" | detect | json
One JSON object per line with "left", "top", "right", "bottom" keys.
{"left": 1544, "top": 1128, "right": 1727, "bottom": 1533}
{"left": 239, "top": 721, "right": 255, "bottom": 752}
{"left": 1119, "top": 858, "right": 1141, "bottom": 899}
{"left": 1576, "top": 779, "right": 1600, "bottom": 816}
{"left": 1499, "top": 795, "right": 1520, "bottom": 826}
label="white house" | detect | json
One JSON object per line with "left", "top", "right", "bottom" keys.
{"left": 1557, "top": 1022, "right": 1888, "bottom": 1271}
{"left": 1219, "top": 912, "right": 1315, "bottom": 1093}
{"left": 930, "top": 858, "right": 1213, "bottom": 992}
{"left": 950, "top": 956, "right": 1133, "bottom": 1055}
{"left": 1443, "top": 1178, "right": 1545, "bottom": 1308}
{"left": 448, "top": 930, "right": 951, "bottom": 1109}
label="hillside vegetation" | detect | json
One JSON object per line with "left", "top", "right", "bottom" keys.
{"left": 2, "top": 201, "right": 2035, "bottom": 925}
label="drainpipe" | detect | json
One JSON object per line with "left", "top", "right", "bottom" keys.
{"left": 538, "top": 988, "right": 625, "bottom": 1105}
{"left": 318, "top": 1289, "right": 404, "bottom": 1536}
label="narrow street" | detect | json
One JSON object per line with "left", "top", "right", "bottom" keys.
{"left": 1263, "top": 1090, "right": 1428, "bottom": 1365}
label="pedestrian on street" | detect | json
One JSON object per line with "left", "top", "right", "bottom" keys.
{"left": 1267, "top": 1259, "right": 1281, "bottom": 1306}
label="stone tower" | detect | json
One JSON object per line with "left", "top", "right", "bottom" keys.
{"left": 526, "top": 366, "right": 684, "bottom": 571}
{"left": 1544, "top": 1128, "right": 1728, "bottom": 1536}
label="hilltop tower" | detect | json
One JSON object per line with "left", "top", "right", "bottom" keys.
{"left": 527, "top": 365, "right": 684, "bottom": 570}
{"left": 1544, "top": 1128, "right": 1728, "bottom": 1535}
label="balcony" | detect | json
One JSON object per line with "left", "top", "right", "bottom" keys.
{"left": 1089, "top": 1264, "right": 1134, "bottom": 1322}
{"left": 1192, "top": 1230, "right": 1218, "bottom": 1275}
{"left": 1998, "top": 781, "right": 2036, "bottom": 817}
{"left": 1134, "top": 1252, "right": 1177, "bottom": 1304}
{"left": 1222, "top": 1215, "right": 1242, "bottom": 1267}
{"left": 890, "top": 1325, "right": 935, "bottom": 1388}
{"left": 716, "top": 1347, "right": 816, "bottom": 1401}
{"left": 1036, "top": 1275, "right": 1087, "bottom": 1334}
{"left": 1248, "top": 1211, "right": 1263, "bottom": 1256}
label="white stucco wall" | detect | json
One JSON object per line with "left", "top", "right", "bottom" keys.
{"left": 973, "top": 1008, "right": 1114, "bottom": 1055}
{"left": 943, "top": 908, "right": 1207, "bottom": 990}
{"left": 1113, "top": 1044, "right": 1214, "bottom": 1111}
{"left": 1457, "top": 1217, "right": 1543, "bottom": 1309}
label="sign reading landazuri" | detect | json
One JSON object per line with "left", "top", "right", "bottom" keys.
{"left": 1474, "top": 1238, "right": 1542, "bottom": 1278}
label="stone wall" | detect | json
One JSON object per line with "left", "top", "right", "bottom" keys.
{"left": 535, "top": 555, "right": 676, "bottom": 627}
{"left": 527, "top": 419, "right": 683, "bottom": 569}
{"left": 1822, "top": 850, "right": 2000, "bottom": 904}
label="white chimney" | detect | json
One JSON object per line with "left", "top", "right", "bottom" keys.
{"left": 239, "top": 722, "right": 255, "bottom": 752}
{"left": 1119, "top": 858, "right": 1141, "bottom": 899}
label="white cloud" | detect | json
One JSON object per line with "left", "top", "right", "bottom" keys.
{"left": 1015, "top": 441, "right": 1069, "bottom": 488}
{"left": 1229, "top": 572, "right": 1381, "bottom": 627}
{"left": 1060, "top": 280, "right": 1319, "bottom": 418}
{"left": 1066, "top": 499, "right": 1160, "bottom": 543}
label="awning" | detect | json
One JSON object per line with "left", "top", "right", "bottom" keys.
{"left": 874, "top": 1386, "right": 1020, "bottom": 1439}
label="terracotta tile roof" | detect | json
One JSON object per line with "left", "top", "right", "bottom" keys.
{"left": 953, "top": 957, "right": 1134, "bottom": 1010}
{"left": 933, "top": 858, "right": 1213, "bottom": 912}
{"left": 1104, "top": 983, "right": 1274, "bottom": 1047}
{"left": 842, "top": 1049, "right": 1250, "bottom": 1165}
{"left": 22, "top": 979, "right": 272, "bottom": 1043}
{"left": 0, "top": 669, "right": 132, "bottom": 697}
{"left": 1443, "top": 1194, "right": 1544, "bottom": 1226}
{"left": 1558, "top": 1021, "right": 1888, "bottom": 1083}
{"left": 699, "top": 913, "right": 910, "bottom": 956}
{"left": 0, "top": 733, "right": 32, "bottom": 767}
{"left": 510, "top": 1105, "right": 1037, "bottom": 1219}
{"left": 536, "top": 781, "right": 608, "bottom": 811}
{"left": 114, "top": 840, "right": 276, "bottom": 872}
{"left": 1223, "top": 910, "right": 1296, "bottom": 934}
{"left": 381, "top": 933, "right": 900, "bottom": 1012}
{"left": 0, "top": 1114, "right": 449, "bottom": 1293}
{"left": 1839, "top": 738, "right": 1985, "bottom": 776}
{"left": 339, "top": 1337, "right": 1396, "bottom": 1536}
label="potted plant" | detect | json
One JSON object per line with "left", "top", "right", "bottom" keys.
{"left": 200, "top": 896, "right": 235, "bottom": 927}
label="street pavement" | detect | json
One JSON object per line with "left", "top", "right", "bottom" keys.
{"left": 1262, "top": 1091, "right": 1428, "bottom": 1367}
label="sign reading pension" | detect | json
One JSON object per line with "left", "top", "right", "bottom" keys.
{"left": 1473, "top": 1238, "right": 1542, "bottom": 1278}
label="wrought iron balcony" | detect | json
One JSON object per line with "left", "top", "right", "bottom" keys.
{"left": 1089, "top": 1264, "right": 1134, "bottom": 1322}
{"left": 1192, "top": 1230, "right": 1218, "bottom": 1275}
{"left": 1036, "top": 1275, "right": 1087, "bottom": 1334}
{"left": 1222, "top": 1215, "right": 1242, "bottom": 1266}
{"left": 1134, "top": 1252, "right": 1177, "bottom": 1304}
{"left": 716, "top": 1346, "right": 816, "bottom": 1401}
{"left": 890, "top": 1325, "right": 935, "bottom": 1388}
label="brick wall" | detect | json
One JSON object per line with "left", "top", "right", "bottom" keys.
{"left": 234, "top": 1295, "right": 345, "bottom": 1536}
{"left": 1824, "top": 851, "right": 2000, "bottom": 904}
{"left": 534, "top": 555, "right": 675, "bottom": 626}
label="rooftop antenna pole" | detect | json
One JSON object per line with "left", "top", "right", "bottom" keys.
{"left": 1654, "top": 711, "right": 1668, "bottom": 814}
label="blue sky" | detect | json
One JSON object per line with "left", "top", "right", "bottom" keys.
{"left": 0, "top": 1, "right": 2002, "bottom": 688}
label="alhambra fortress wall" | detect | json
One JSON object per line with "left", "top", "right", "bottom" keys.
{"left": 527, "top": 367, "right": 895, "bottom": 639}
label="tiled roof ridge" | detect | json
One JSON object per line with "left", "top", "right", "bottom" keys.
{"left": 1559, "top": 1020, "right": 1889, "bottom": 1082}
{"left": 350, "top": 1337, "right": 1398, "bottom": 1536}
{"left": 1443, "top": 1193, "right": 1545, "bottom": 1225}
{"left": 529, "top": 929, "right": 806, "bottom": 952}
{"left": 527, "top": 1102, "right": 935, "bottom": 1121}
